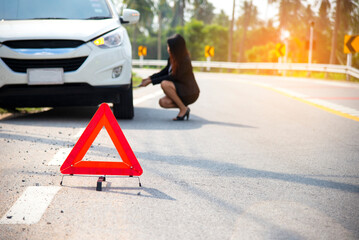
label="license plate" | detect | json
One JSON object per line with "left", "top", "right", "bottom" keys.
{"left": 28, "top": 68, "right": 64, "bottom": 85}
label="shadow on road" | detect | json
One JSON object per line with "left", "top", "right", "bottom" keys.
{"left": 137, "top": 152, "right": 359, "bottom": 195}
{"left": 0, "top": 106, "right": 255, "bottom": 130}
{"left": 0, "top": 106, "right": 98, "bottom": 128}
{"left": 60, "top": 183, "right": 175, "bottom": 201}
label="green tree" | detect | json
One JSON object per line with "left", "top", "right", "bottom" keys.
{"left": 136, "top": 34, "right": 157, "bottom": 59}
{"left": 171, "top": 0, "right": 191, "bottom": 27}
{"left": 213, "top": 10, "right": 230, "bottom": 27}
{"left": 123, "top": 0, "right": 154, "bottom": 58}
{"left": 228, "top": 0, "right": 235, "bottom": 62}
{"left": 278, "top": 0, "right": 303, "bottom": 30}
{"left": 294, "top": 4, "right": 315, "bottom": 63}
{"left": 246, "top": 42, "right": 277, "bottom": 62}
{"left": 123, "top": 0, "right": 154, "bottom": 29}
{"left": 237, "top": 1, "right": 259, "bottom": 62}
{"left": 245, "top": 26, "right": 279, "bottom": 51}
{"left": 351, "top": 3, "right": 359, "bottom": 68}
{"left": 329, "top": 0, "right": 357, "bottom": 64}
{"left": 182, "top": 19, "right": 206, "bottom": 60}
{"left": 191, "top": 0, "right": 215, "bottom": 24}
{"left": 315, "top": 0, "right": 331, "bottom": 64}
{"left": 203, "top": 24, "right": 228, "bottom": 61}
{"left": 156, "top": 0, "right": 172, "bottom": 59}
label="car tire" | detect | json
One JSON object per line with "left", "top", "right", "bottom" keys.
{"left": 113, "top": 82, "right": 134, "bottom": 119}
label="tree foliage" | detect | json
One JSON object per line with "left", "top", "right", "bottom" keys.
{"left": 115, "top": 0, "right": 359, "bottom": 68}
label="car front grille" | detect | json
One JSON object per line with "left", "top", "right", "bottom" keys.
{"left": 1, "top": 57, "right": 88, "bottom": 73}
{"left": 3, "top": 40, "right": 85, "bottom": 49}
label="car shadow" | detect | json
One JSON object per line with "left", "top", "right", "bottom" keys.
{"left": 0, "top": 106, "right": 256, "bottom": 130}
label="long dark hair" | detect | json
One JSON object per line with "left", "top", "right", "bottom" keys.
{"left": 167, "top": 34, "right": 189, "bottom": 75}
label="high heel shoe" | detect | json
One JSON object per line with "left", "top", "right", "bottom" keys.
{"left": 173, "top": 108, "right": 190, "bottom": 121}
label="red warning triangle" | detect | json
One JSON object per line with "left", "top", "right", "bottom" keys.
{"left": 60, "top": 103, "right": 143, "bottom": 176}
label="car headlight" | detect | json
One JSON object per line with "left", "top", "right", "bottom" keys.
{"left": 93, "top": 29, "right": 123, "bottom": 48}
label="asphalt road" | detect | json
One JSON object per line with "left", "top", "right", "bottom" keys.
{"left": 0, "top": 70, "right": 358, "bottom": 239}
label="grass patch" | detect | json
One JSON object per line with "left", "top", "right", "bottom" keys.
{"left": 0, "top": 108, "right": 8, "bottom": 114}
{"left": 0, "top": 107, "right": 48, "bottom": 115}
{"left": 132, "top": 72, "right": 142, "bottom": 87}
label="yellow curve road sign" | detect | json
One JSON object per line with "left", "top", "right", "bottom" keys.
{"left": 276, "top": 43, "right": 285, "bottom": 57}
{"left": 205, "top": 45, "right": 214, "bottom": 58}
{"left": 138, "top": 45, "right": 147, "bottom": 57}
{"left": 344, "top": 35, "right": 359, "bottom": 54}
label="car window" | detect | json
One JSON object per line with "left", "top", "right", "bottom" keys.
{"left": 0, "top": 0, "right": 112, "bottom": 20}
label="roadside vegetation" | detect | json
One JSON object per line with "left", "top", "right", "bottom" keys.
{"left": 0, "top": 107, "right": 49, "bottom": 115}
{"left": 132, "top": 72, "right": 142, "bottom": 86}
{"left": 118, "top": 0, "right": 358, "bottom": 70}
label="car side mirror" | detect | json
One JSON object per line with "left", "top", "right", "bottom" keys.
{"left": 120, "top": 9, "right": 140, "bottom": 24}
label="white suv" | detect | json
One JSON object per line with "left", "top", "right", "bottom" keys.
{"left": 0, "top": 0, "right": 139, "bottom": 119}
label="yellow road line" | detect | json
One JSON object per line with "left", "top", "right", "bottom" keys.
{"left": 253, "top": 82, "right": 359, "bottom": 122}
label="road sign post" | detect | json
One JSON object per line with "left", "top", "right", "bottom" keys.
{"left": 344, "top": 35, "right": 358, "bottom": 80}
{"left": 308, "top": 21, "right": 314, "bottom": 65}
{"left": 284, "top": 39, "right": 288, "bottom": 64}
{"left": 279, "top": 30, "right": 290, "bottom": 76}
{"left": 140, "top": 55, "right": 144, "bottom": 68}
{"left": 206, "top": 57, "right": 211, "bottom": 71}
{"left": 138, "top": 45, "right": 147, "bottom": 68}
{"left": 307, "top": 21, "right": 315, "bottom": 77}
{"left": 276, "top": 43, "right": 286, "bottom": 75}
{"left": 347, "top": 53, "right": 352, "bottom": 81}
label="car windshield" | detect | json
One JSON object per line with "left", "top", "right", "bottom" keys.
{"left": 0, "top": 0, "right": 112, "bottom": 20}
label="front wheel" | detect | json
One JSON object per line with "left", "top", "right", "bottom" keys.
{"left": 113, "top": 83, "right": 134, "bottom": 119}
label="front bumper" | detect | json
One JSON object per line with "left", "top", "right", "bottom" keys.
{"left": 0, "top": 40, "right": 132, "bottom": 88}
{"left": 0, "top": 83, "right": 131, "bottom": 107}
{"left": 0, "top": 35, "right": 133, "bottom": 108}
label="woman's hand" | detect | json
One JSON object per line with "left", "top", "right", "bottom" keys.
{"left": 139, "top": 78, "right": 151, "bottom": 87}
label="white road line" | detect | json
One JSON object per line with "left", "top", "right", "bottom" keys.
{"left": 48, "top": 148, "right": 72, "bottom": 166}
{"left": 133, "top": 90, "right": 163, "bottom": 106}
{"left": 235, "top": 79, "right": 359, "bottom": 121}
{"left": 0, "top": 90, "right": 164, "bottom": 226}
{"left": 274, "top": 87, "right": 308, "bottom": 98}
{"left": 309, "top": 99, "right": 359, "bottom": 116}
{"left": 73, "top": 127, "right": 85, "bottom": 139}
{"left": 293, "top": 77, "right": 359, "bottom": 89}
{"left": 0, "top": 186, "right": 61, "bottom": 225}
{"left": 254, "top": 82, "right": 359, "bottom": 121}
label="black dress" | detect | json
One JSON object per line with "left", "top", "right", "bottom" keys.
{"left": 150, "top": 57, "right": 200, "bottom": 106}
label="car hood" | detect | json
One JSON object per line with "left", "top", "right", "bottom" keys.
{"left": 0, "top": 19, "right": 121, "bottom": 43}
